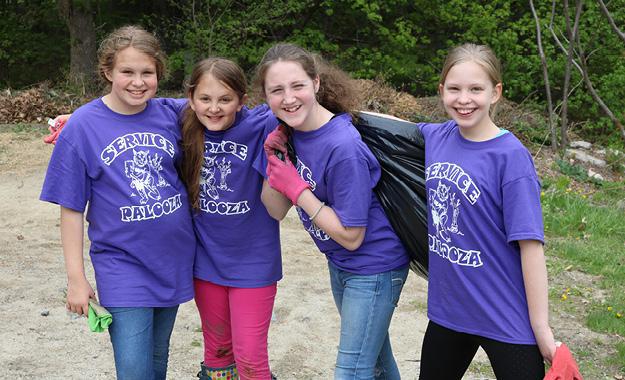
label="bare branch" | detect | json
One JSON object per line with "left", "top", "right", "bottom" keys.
{"left": 576, "top": 1, "right": 625, "bottom": 142}
{"left": 597, "top": 0, "right": 625, "bottom": 44}
{"left": 553, "top": 78, "right": 584, "bottom": 115}
{"left": 548, "top": 0, "right": 557, "bottom": 27}
{"left": 530, "top": 0, "right": 558, "bottom": 150}
{"left": 559, "top": 0, "right": 583, "bottom": 147}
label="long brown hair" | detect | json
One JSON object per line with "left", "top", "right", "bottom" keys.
{"left": 253, "top": 43, "right": 357, "bottom": 115}
{"left": 181, "top": 58, "right": 247, "bottom": 210}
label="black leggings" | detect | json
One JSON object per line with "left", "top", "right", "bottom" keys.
{"left": 418, "top": 321, "right": 545, "bottom": 380}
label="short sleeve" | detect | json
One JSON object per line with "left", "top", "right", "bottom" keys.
{"left": 502, "top": 175, "right": 544, "bottom": 243}
{"left": 326, "top": 158, "right": 372, "bottom": 227}
{"left": 417, "top": 122, "right": 432, "bottom": 138}
{"left": 252, "top": 111, "right": 279, "bottom": 178}
{"left": 39, "top": 135, "right": 90, "bottom": 212}
{"left": 155, "top": 97, "right": 188, "bottom": 118}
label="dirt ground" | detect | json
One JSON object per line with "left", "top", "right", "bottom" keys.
{"left": 0, "top": 127, "right": 619, "bottom": 379}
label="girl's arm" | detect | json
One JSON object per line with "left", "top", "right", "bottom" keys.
{"left": 61, "top": 206, "right": 95, "bottom": 316}
{"left": 519, "top": 239, "right": 557, "bottom": 363}
{"left": 265, "top": 155, "right": 366, "bottom": 250}
{"left": 261, "top": 180, "right": 291, "bottom": 220}
{"left": 297, "top": 190, "right": 366, "bottom": 251}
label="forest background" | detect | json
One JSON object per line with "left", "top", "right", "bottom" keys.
{"left": 1, "top": 1, "right": 625, "bottom": 378}
{"left": 2, "top": 0, "right": 625, "bottom": 149}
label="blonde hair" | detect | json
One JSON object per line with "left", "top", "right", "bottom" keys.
{"left": 181, "top": 58, "right": 247, "bottom": 210}
{"left": 97, "top": 25, "right": 166, "bottom": 84}
{"left": 440, "top": 43, "right": 503, "bottom": 114}
{"left": 254, "top": 43, "right": 357, "bottom": 115}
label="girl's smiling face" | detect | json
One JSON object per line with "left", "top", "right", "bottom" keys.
{"left": 104, "top": 47, "right": 158, "bottom": 115}
{"left": 263, "top": 60, "right": 320, "bottom": 131}
{"left": 189, "top": 73, "right": 246, "bottom": 132}
{"left": 439, "top": 60, "right": 502, "bottom": 141}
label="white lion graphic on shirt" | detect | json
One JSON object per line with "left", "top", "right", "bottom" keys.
{"left": 429, "top": 180, "right": 463, "bottom": 242}
{"left": 200, "top": 156, "right": 233, "bottom": 201}
{"left": 124, "top": 149, "right": 169, "bottom": 204}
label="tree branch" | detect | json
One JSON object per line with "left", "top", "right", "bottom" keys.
{"left": 597, "top": 0, "right": 625, "bottom": 44}
{"left": 577, "top": 1, "right": 625, "bottom": 142}
{"left": 530, "top": 0, "right": 558, "bottom": 150}
{"left": 559, "top": 0, "right": 583, "bottom": 147}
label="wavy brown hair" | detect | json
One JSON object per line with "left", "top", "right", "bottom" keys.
{"left": 181, "top": 58, "right": 247, "bottom": 210}
{"left": 253, "top": 43, "right": 357, "bottom": 115}
{"left": 97, "top": 25, "right": 166, "bottom": 84}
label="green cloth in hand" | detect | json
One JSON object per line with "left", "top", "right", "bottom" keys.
{"left": 88, "top": 299, "right": 112, "bottom": 333}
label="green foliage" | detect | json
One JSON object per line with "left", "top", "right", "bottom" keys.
{"left": 552, "top": 159, "right": 601, "bottom": 185}
{"left": 542, "top": 184, "right": 625, "bottom": 341}
{"left": 0, "top": 0, "right": 69, "bottom": 87}
{"left": 512, "top": 119, "right": 551, "bottom": 146}
{"left": 154, "top": 0, "right": 315, "bottom": 88}
{"left": 2, "top": 0, "right": 625, "bottom": 144}
{"left": 605, "top": 150, "right": 625, "bottom": 174}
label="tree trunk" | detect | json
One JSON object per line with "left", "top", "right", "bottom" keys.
{"left": 57, "top": 0, "right": 97, "bottom": 93}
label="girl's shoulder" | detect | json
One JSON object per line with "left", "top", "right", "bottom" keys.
{"left": 152, "top": 97, "right": 188, "bottom": 115}
{"left": 416, "top": 119, "right": 456, "bottom": 137}
{"left": 242, "top": 103, "right": 274, "bottom": 122}
{"left": 238, "top": 103, "right": 278, "bottom": 133}
{"left": 327, "top": 114, "right": 377, "bottom": 162}
{"left": 496, "top": 132, "right": 533, "bottom": 158}
{"left": 61, "top": 98, "right": 107, "bottom": 133}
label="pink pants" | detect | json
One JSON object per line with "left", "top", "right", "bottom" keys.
{"left": 194, "top": 278, "right": 277, "bottom": 380}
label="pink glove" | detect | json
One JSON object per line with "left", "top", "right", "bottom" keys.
{"left": 43, "top": 115, "right": 69, "bottom": 145}
{"left": 267, "top": 155, "right": 310, "bottom": 205}
{"left": 264, "top": 124, "right": 288, "bottom": 158}
{"left": 544, "top": 343, "right": 583, "bottom": 380}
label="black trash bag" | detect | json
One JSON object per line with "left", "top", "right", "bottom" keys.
{"left": 354, "top": 111, "right": 428, "bottom": 279}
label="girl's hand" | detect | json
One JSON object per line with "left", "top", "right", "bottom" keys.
{"left": 43, "top": 114, "right": 71, "bottom": 145}
{"left": 534, "top": 325, "right": 557, "bottom": 364}
{"left": 264, "top": 125, "right": 288, "bottom": 158}
{"left": 66, "top": 276, "right": 95, "bottom": 316}
{"left": 267, "top": 155, "right": 310, "bottom": 204}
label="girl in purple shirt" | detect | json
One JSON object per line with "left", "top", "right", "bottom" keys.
{"left": 257, "top": 43, "right": 410, "bottom": 379}
{"left": 180, "top": 58, "right": 281, "bottom": 380}
{"left": 40, "top": 26, "right": 195, "bottom": 380}
{"left": 417, "top": 43, "right": 557, "bottom": 380}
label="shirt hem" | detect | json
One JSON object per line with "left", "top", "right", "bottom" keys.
{"left": 507, "top": 233, "right": 544, "bottom": 244}
{"left": 39, "top": 196, "right": 86, "bottom": 213}
{"left": 327, "top": 257, "right": 409, "bottom": 275}
{"left": 193, "top": 274, "right": 282, "bottom": 288}
{"left": 428, "top": 314, "right": 537, "bottom": 345}
{"left": 100, "top": 294, "right": 193, "bottom": 308}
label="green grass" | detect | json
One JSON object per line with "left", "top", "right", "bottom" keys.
{"left": 611, "top": 342, "right": 625, "bottom": 373}
{"left": 0, "top": 122, "right": 48, "bottom": 138}
{"left": 541, "top": 177, "right": 625, "bottom": 375}
{"left": 552, "top": 159, "right": 603, "bottom": 186}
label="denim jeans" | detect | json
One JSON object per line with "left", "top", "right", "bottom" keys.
{"left": 107, "top": 306, "right": 179, "bottom": 380}
{"left": 328, "top": 262, "right": 409, "bottom": 380}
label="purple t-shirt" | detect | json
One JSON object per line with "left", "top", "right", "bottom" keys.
{"left": 192, "top": 104, "right": 282, "bottom": 287}
{"left": 419, "top": 120, "right": 544, "bottom": 344}
{"left": 260, "top": 113, "right": 409, "bottom": 274}
{"left": 40, "top": 98, "right": 196, "bottom": 307}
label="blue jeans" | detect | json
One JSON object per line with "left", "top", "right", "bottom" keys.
{"left": 328, "top": 262, "right": 409, "bottom": 380}
{"left": 107, "top": 306, "right": 179, "bottom": 380}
